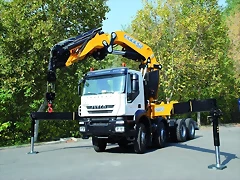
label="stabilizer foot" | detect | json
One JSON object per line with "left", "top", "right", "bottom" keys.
{"left": 208, "top": 164, "right": 227, "bottom": 170}
{"left": 27, "top": 151, "right": 39, "bottom": 155}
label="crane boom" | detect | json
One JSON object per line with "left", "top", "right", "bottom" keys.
{"left": 46, "top": 27, "right": 162, "bottom": 112}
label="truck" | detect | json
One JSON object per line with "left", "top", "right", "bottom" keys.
{"left": 77, "top": 66, "right": 197, "bottom": 153}
{"left": 33, "top": 27, "right": 216, "bottom": 154}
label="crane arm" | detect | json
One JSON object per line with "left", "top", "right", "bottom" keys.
{"left": 45, "top": 27, "right": 162, "bottom": 112}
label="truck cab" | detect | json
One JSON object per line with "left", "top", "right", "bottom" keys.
{"left": 79, "top": 67, "right": 145, "bottom": 118}
{"left": 78, "top": 67, "right": 149, "bottom": 152}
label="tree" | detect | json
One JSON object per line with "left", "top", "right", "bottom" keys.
{"left": 225, "top": 0, "right": 240, "bottom": 87}
{"left": 224, "top": 0, "right": 240, "bottom": 122}
{"left": 224, "top": 0, "right": 240, "bottom": 15}
{"left": 129, "top": 0, "right": 238, "bottom": 123}
{"left": 226, "top": 11, "right": 240, "bottom": 84}
{"left": 0, "top": 0, "right": 109, "bottom": 146}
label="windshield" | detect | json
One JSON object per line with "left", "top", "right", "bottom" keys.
{"left": 82, "top": 74, "right": 126, "bottom": 95}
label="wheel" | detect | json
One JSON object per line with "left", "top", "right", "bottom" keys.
{"left": 176, "top": 119, "right": 187, "bottom": 142}
{"left": 92, "top": 136, "right": 107, "bottom": 152}
{"left": 185, "top": 118, "right": 195, "bottom": 140}
{"left": 134, "top": 123, "right": 147, "bottom": 154}
{"left": 152, "top": 121, "right": 167, "bottom": 148}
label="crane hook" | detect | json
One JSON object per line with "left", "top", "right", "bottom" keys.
{"left": 47, "top": 102, "right": 53, "bottom": 113}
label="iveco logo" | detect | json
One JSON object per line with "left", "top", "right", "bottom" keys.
{"left": 91, "top": 105, "right": 107, "bottom": 109}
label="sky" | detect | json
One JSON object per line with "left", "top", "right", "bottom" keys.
{"left": 102, "top": 0, "right": 227, "bottom": 33}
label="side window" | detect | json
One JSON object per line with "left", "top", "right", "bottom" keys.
{"left": 127, "top": 73, "right": 140, "bottom": 103}
{"left": 127, "top": 73, "right": 132, "bottom": 94}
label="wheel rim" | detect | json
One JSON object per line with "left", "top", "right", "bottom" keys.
{"left": 160, "top": 128, "right": 166, "bottom": 141}
{"left": 141, "top": 132, "right": 146, "bottom": 145}
{"left": 190, "top": 123, "right": 195, "bottom": 136}
{"left": 181, "top": 125, "right": 186, "bottom": 137}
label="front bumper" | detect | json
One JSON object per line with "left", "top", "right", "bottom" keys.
{"left": 79, "top": 116, "right": 136, "bottom": 137}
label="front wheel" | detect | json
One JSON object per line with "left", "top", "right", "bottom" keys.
{"left": 134, "top": 123, "right": 147, "bottom": 154}
{"left": 92, "top": 136, "right": 107, "bottom": 152}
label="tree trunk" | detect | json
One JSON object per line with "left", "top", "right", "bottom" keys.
{"left": 34, "top": 99, "right": 48, "bottom": 142}
{"left": 197, "top": 112, "right": 201, "bottom": 127}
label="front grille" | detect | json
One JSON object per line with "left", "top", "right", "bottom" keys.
{"left": 90, "top": 117, "right": 116, "bottom": 121}
{"left": 91, "top": 123, "right": 109, "bottom": 126}
{"left": 88, "top": 110, "right": 113, "bottom": 114}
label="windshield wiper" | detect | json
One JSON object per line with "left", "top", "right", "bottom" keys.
{"left": 84, "top": 92, "right": 97, "bottom": 95}
{"left": 98, "top": 91, "right": 114, "bottom": 94}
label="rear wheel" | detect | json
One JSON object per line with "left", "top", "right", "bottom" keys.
{"left": 92, "top": 136, "right": 107, "bottom": 152}
{"left": 185, "top": 118, "right": 195, "bottom": 140}
{"left": 134, "top": 123, "right": 147, "bottom": 154}
{"left": 176, "top": 119, "right": 187, "bottom": 142}
{"left": 152, "top": 121, "right": 167, "bottom": 148}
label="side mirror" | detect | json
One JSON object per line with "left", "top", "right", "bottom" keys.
{"left": 131, "top": 74, "right": 139, "bottom": 92}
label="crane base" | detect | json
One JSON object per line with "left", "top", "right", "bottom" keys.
{"left": 208, "top": 164, "right": 227, "bottom": 170}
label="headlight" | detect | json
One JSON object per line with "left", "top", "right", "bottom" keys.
{"left": 115, "top": 126, "right": 125, "bottom": 132}
{"left": 80, "top": 127, "right": 86, "bottom": 132}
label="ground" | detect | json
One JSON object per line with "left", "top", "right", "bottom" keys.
{"left": 0, "top": 126, "right": 240, "bottom": 180}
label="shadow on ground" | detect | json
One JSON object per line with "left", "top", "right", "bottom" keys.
{"left": 30, "top": 135, "right": 203, "bottom": 154}
{"left": 104, "top": 135, "right": 203, "bottom": 154}
{"left": 28, "top": 134, "right": 239, "bottom": 166}
{"left": 105, "top": 144, "right": 158, "bottom": 154}
{"left": 35, "top": 145, "right": 93, "bottom": 153}
{"left": 171, "top": 143, "right": 239, "bottom": 166}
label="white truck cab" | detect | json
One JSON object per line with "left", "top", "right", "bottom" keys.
{"left": 79, "top": 67, "right": 145, "bottom": 118}
{"left": 78, "top": 67, "right": 150, "bottom": 151}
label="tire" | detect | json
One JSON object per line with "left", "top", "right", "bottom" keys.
{"left": 92, "top": 136, "right": 107, "bottom": 152}
{"left": 185, "top": 118, "right": 195, "bottom": 140}
{"left": 176, "top": 119, "right": 187, "bottom": 142}
{"left": 134, "top": 123, "right": 147, "bottom": 154}
{"left": 152, "top": 121, "right": 167, "bottom": 148}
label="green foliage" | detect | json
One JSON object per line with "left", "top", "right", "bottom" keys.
{"left": 0, "top": 0, "right": 109, "bottom": 146}
{"left": 224, "top": 1, "right": 240, "bottom": 94}
{"left": 130, "top": 0, "right": 238, "bottom": 123}
{"left": 224, "top": 0, "right": 240, "bottom": 15}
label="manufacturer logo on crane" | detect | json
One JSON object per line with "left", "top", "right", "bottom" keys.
{"left": 124, "top": 34, "right": 143, "bottom": 49}
{"left": 155, "top": 107, "right": 165, "bottom": 112}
